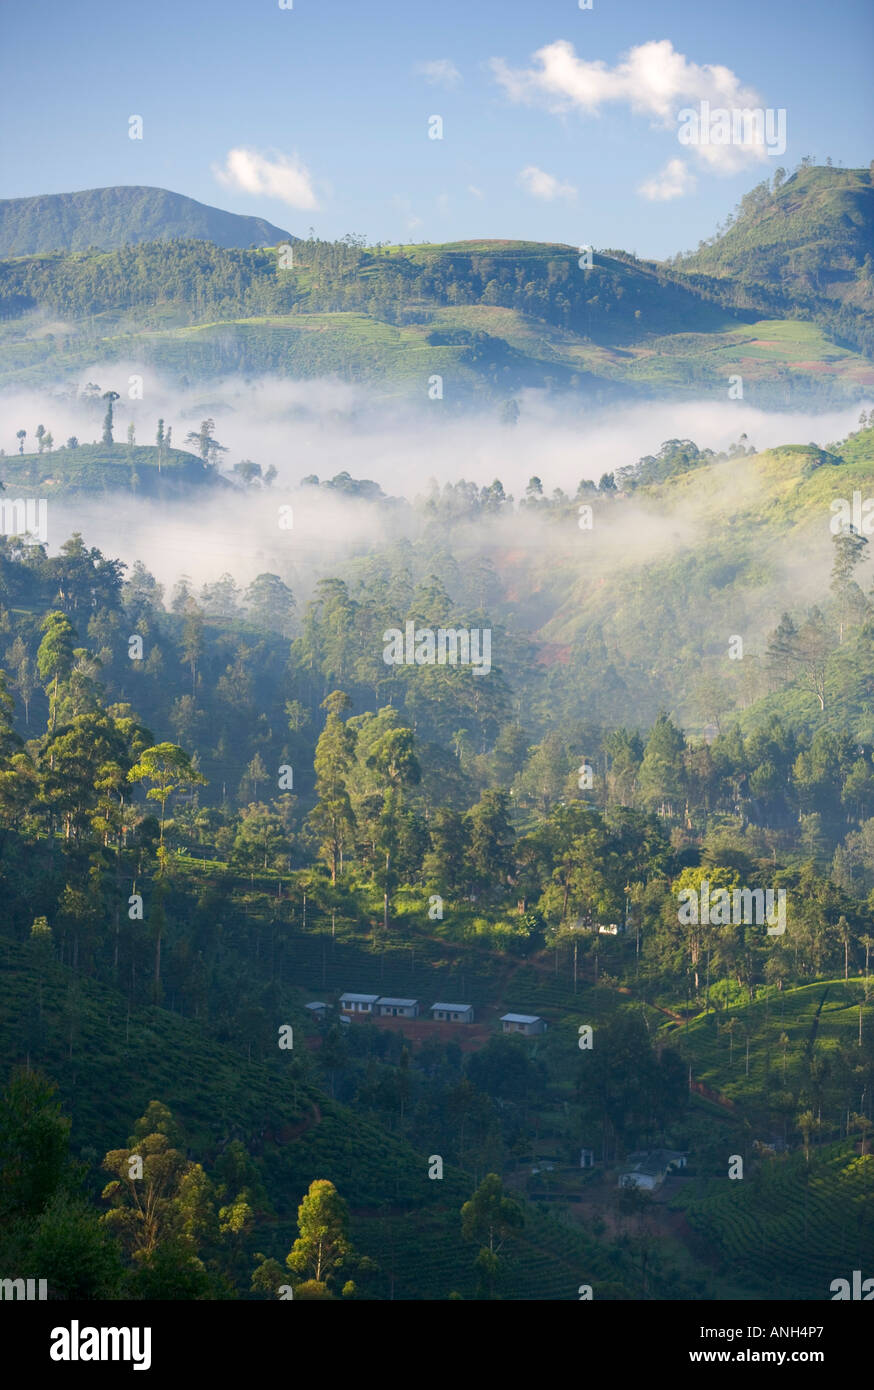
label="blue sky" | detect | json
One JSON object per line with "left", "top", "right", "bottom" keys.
{"left": 1, "top": 0, "right": 871, "bottom": 258}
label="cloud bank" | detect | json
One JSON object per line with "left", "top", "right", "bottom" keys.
{"left": 2, "top": 369, "right": 867, "bottom": 597}
{"left": 491, "top": 39, "right": 775, "bottom": 189}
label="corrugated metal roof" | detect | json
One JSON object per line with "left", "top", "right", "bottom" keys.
{"left": 430, "top": 1002, "right": 473, "bottom": 1012}
{"left": 339, "top": 992, "right": 380, "bottom": 1003}
{"left": 501, "top": 1013, "right": 541, "bottom": 1024}
{"left": 376, "top": 997, "right": 418, "bottom": 1007}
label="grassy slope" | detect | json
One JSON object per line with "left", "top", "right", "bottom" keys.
{"left": 657, "top": 974, "right": 874, "bottom": 1298}
{"left": 0, "top": 444, "right": 229, "bottom": 496}
{"left": 679, "top": 166, "right": 874, "bottom": 315}
{"left": 674, "top": 1141, "right": 874, "bottom": 1298}
{"left": 2, "top": 305, "right": 867, "bottom": 405}
{"left": 662, "top": 979, "right": 874, "bottom": 1107}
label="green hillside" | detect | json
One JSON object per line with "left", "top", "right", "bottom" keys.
{"left": 0, "top": 186, "right": 295, "bottom": 256}
{"left": 674, "top": 1142, "right": 874, "bottom": 1299}
{"left": 0, "top": 932, "right": 637, "bottom": 1300}
{"left": 3, "top": 413, "right": 874, "bottom": 1300}
{"left": 511, "top": 424, "right": 874, "bottom": 733}
{"left": 0, "top": 167, "right": 871, "bottom": 404}
{"left": 0, "top": 934, "right": 448, "bottom": 1210}
{"left": 664, "top": 979, "right": 874, "bottom": 1112}
{"left": 675, "top": 165, "right": 874, "bottom": 355}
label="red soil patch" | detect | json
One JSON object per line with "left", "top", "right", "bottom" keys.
{"left": 690, "top": 1078, "right": 735, "bottom": 1112}
{"left": 347, "top": 1013, "right": 492, "bottom": 1052}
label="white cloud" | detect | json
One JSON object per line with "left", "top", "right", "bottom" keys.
{"left": 468, "top": 184, "right": 485, "bottom": 199}
{"left": 517, "top": 165, "right": 577, "bottom": 201}
{"left": 214, "top": 147, "right": 319, "bottom": 210}
{"left": 492, "top": 39, "right": 771, "bottom": 174}
{"left": 638, "top": 158, "right": 696, "bottom": 201}
{"left": 415, "top": 59, "right": 462, "bottom": 88}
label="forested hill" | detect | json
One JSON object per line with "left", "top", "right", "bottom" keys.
{"left": 0, "top": 165, "right": 870, "bottom": 402}
{"left": 3, "top": 418, "right": 874, "bottom": 1302}
{"left": 673, "top": 164, "right": 874, "bottom": 356}
{"left": 0, "top": 186, "right": 296, "bottom": 256}
{"left": 0, "top": 233, "right": 746, "bottom": 339}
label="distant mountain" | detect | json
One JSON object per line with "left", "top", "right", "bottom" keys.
{"left": 0, "top": 186, "right": 295, "bottom": 255}
{"left": 672, "top": 165, "right": 874, "bottom": 354}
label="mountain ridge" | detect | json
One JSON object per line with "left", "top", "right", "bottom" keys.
{"left": 0, "top": 185, "right": 296, "bottom": 256}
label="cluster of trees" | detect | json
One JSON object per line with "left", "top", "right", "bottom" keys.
{"left": 0, "top": 241, "right": 287, "bottom": 322}
{"left": 0, "top": 231, "right": 742, "bottom": 346}
{"left": 409, "top": 438, "right": 760, "bottom": 524}
{"left": 4, "top": 504, "right": 874, "bottom": 999}
{"left": 286, "top": 241, "right": 734, "bottom": 341}
{"left": 0, "top": 1072, "right": 368, "bottom": 1299}
{"left": 302, "top": 697, "right": 874, "bottom": 997}
{"left": 0, "top": 1066, "right": 563, "bottom": 1300}
{"left": 4, "top": 402, "right": 281, "bottom": 489}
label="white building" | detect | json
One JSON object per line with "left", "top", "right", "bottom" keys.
{"left": 500, "top": 1013, "right": 547, "bottom": 1036}
{"left": 617, "top": 1150, "right": 687, "bottom": 1191}
{"left": 339, "top": 992, "right": 380, "bottom": 1015}
{"left": 375, "top": 997, "right": 419, "bottom": 1018}
{"left": 430, "top": 1002, "right": 475, "bottom": 1024}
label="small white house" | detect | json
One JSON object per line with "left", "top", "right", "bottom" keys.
{"left": 597, "top": 923, "right": 621, "bottom": 936}
{"left": 339, "top": 992, "right": 380, "bottom": 1015}
{"left": 430, "top": 1002, "right": 475, "bottom": 1024}
{"left": 500, "top": 1013, "right": 547, "bottom": 1036}
{"left": 305, "top": 1001, "right": 329, "bottom": 1017}
{"left": 580, "top": 1148, "right": 595, "bottom": 1169}
{"left": 618, "top": 1149, "right": 687, "bottom": 1191}
{"left": 375, "top": 997, "right": 419, "bottom": 1018}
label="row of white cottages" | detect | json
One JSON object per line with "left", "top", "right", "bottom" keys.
{"left": 307, "top": 995, "right": 548, "bottom": 1035}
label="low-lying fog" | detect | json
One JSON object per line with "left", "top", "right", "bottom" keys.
{"left": 2, "top": 368, "right": 870, "bottom": 600}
